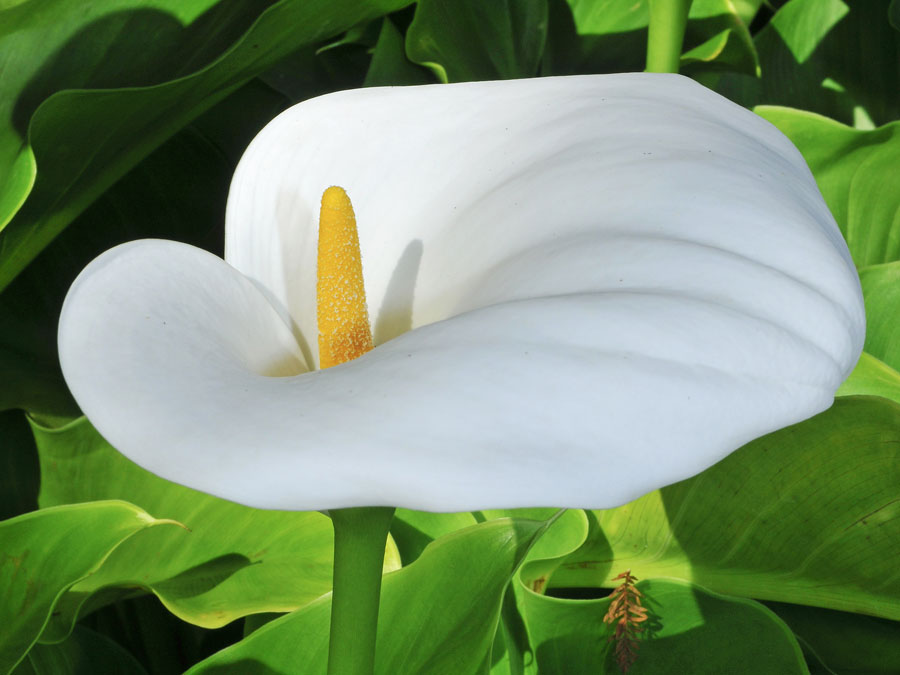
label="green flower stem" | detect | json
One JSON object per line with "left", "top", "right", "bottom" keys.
{"left": 646, "top": 0, "right": 694, "bottom": 73}
{"left": 327, "top": 506, "right": 396, "bottom": 675}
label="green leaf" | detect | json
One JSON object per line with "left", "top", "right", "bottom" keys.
{"left": 0, "top": 410, "right": 39, "bottom": 520}
{"left": 836, "top": 351, "right": 900, "bottom": 405}
{"left": 0, "top": 0, "right": 413, "bottom": 292}
{"left": 769, "top": 0, "right": 849, "bottom": 65}
{"left": 0, "top": 501, "right": 178, "bottom": 674}
{"left": 756, "top": 107, "right": 900, "bottom": 268}
{"left": 680, "top": 29, "right": 732, "bottom": 66}
{"left": 364, "top": 18, "right": 433, "bottom": 87}
{"left": 186, "top": 516, "right": 557, "bottom": 675}
{"left": 542, "top": 0, "right": 758, "bottom": 77}
{"left": 30, "top": 416, "right": 399, "bottom": 640}
{"left": 0, "top": 0, "right": 268, "bottom": 234}
{"left": 316, "top": 20, "right": 381, "bottom": 54}
{"left": 12, "top": 626, "right": 147, "bottom": 675}
{"left": 522, "top": 579, "right": 807, "bottom": 674}
{"left": 681, "top": 0, "right": 760, "bottom": 75}
{"left": 0, "top": 78, "right": 287, "bottom": 415}
{"left": 709, "top": 0, "right": 900, "bottom": 127}
{"left": 766, "top": 602, "right": 900, "bottom": 675}
{"left": 545, "top": 397, "right": 900, "bottom": 620}
{"left": 406, "top": 0, "right": 549, "bottom": 82}
{"left": 860, "top": 262, "right": 900, "bottom": 372}
{"left": 391, "top": 509, "right": 478, "bottom": 564}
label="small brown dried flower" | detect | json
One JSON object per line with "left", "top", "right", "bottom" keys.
{"left": 602, "top": 570, "right": 648, "bottom": 673}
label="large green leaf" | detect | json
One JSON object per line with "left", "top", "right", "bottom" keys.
{"left": 0, "top": 78, "right": 287, "bottom": 415}
{"left": 710, "top": 0, "right": 900, "bottom": 127}
{"left": 544, "top": 397, "right": 900, "bottom": 620}
{"left": 520, "top": 579, "right": 807, "bottom": 674}
{"left": 11, "top": 626, "right": 146, "bottom": 675}
{"left": 756, "top": 106, "right": 900, "bottom": 268}
{"left": 406, "top": 0, "right": 548, "bottom": 82}
{"left": 187, "top": 516, "right": 557, "bottom": 674}
{"left": 0, "top": 501, "right": 178, "bottom": 675}
{"left": 31, "top": 416, "right": 399, "bottom": 640}
{"left": 859, "top": 262, "right": 900, "bottom": 371}
{"left": 0, "top": 0, "right": 268, "bottom": 233}
{"left": 0, "top": 0, "right": 412, "bottom": 292}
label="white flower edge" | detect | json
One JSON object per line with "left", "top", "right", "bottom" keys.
{"left": 59, "top": 74, "right": 865, "bottom": 512}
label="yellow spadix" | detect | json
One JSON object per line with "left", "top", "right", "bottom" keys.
{"left": 317, "top": 186, "right": 375, "bottom": 369}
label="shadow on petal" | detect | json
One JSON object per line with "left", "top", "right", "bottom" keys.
{"left": 375, "top": 239, "right": 424, "bottom": 345}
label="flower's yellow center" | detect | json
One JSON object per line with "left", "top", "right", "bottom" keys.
{"left": 317, "top": 186, "right": 374, "bottom": 369}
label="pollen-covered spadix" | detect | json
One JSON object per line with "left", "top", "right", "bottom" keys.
{"left": 58, "top": 74, "right": 864, "bottom": 512}
{"left": 317, "top": 186, "right": 374, "bottom": 369}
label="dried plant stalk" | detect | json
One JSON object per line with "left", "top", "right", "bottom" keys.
{"left": 602, "top": 570, "right": 648, "bottom": 673}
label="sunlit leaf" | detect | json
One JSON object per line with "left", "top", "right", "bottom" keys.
{"left": 544, "top": 398, "right": 900, "bottom": 620}
{"left": 757, "top": 107, "right": 900, "bottom": 267}
{"left": 186, "top": 516, "right": 557, "bottom": 674}
{"left": 31, "top": 417, "right": 399, "bottom": 640}
{"left": 836, "top": 352, "right": 900, "bottom": 405}
{"left": 769, "top": 0, "right": 848, "bottom": 64}
{"left": 859, "top": 262, "right": 900, "bottom": 371}
{"left": 0, "top": 501, "right": 178, "bottom": 674}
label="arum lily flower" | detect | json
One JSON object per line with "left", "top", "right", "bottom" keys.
{"left": 58, "top": 74, "right": 864, "bottom": 513}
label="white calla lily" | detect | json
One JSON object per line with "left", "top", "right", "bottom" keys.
{"left": 58, "top": 74, "right": 864, "bottom": 513}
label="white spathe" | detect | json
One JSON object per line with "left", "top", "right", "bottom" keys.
{"left": 58, "top": 74, "right": 865, "bottom": 512}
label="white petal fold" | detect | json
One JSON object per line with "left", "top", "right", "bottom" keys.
{"left": 59, "top": 74, "right": 865, "bottom": 511}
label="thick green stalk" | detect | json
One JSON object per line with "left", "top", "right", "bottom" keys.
{"left": 327, "top": 506, "right": 395, "bottom": 675}
{"left": 646, "top": 0, "right": 694, "bottom": 73}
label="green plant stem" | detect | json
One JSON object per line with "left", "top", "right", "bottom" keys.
{"left": 327, "top": 506, "right": 395, "bottom": 675}
{"left": 646, "top": 0, "right": 694, "bottom": 73}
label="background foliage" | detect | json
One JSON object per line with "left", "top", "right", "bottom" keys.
{"left": 2, "top": 0, "right": 899, "bottom": 673}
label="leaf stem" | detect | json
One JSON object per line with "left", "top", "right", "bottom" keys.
{"left": 327, "top": 506, "right": 395, "bottom": 675}
{"left": 645, "top": 0, "right": 694, "bottom": 73}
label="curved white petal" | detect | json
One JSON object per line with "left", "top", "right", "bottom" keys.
{"left": 60, "top": 74, "right": 865, "bottom": 512}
